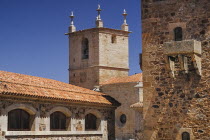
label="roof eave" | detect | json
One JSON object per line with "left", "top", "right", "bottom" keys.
{"left": 0, "top": 93, "right": 120, "bottom": 108}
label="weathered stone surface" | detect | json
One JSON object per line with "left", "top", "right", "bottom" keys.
{"left": 163, "top": 40, "right": 201, "bottom": 55}
{"left": 68, "top": 28, "right": 130, "bottom": 89}
{"left": 101, "top": 82, "right": 143, "bottom": 140}
{"left": 142, "top": 0, "right": 210, "bottom": 139}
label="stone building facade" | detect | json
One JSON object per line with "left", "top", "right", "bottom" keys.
{"left": 67, "top": 8, "right": 130, "bottom": 90}
{"left": 68, "top": 27, "right": 130, "bottom": 90}
{"left": 67, "top": 6, "right": 145, "bottom": 140}
{"left": 100, "top": 73, "right": 143, "bottom": 140}
{"left": 0, "top": 71, "right": 119, "bottom": 140}
{"left": 141, "top": 0, "right": 210, "bottom": 139}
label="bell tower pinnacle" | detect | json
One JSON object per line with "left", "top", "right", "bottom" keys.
{"left": 95, "top": 5, "right": 103, "bottom": 28}
{"left": 69, "top": 11, "right": 76, "bottom": 33}
{"left": 121, "top": 9, "right": 129, "bottom": 31}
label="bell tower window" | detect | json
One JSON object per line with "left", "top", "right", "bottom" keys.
{"left": 82, "top": 38, "right": 89, "bottom": 59}
{"left": 174, "top": 27, "right": 183, "bottom": 41}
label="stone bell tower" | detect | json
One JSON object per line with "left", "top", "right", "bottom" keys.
{"left": 66, "top": 5, "right": 131, "bottom": 89}
{"left": 142, "top": 0, "right": 209, "bottom": 140}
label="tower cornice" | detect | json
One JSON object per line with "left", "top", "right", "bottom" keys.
{"left": 66, "top": 27, "right": 131, "bottom": 36}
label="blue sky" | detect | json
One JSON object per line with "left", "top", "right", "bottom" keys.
{"left": 0, "top": 0, "right": 142, "bottom": 83}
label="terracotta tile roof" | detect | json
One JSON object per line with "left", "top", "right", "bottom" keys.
{"left": 101, "top": 73, "right": 142, "bottom": 85}
{"left": 0, "top": 71, "right": 120, "bottom": 107}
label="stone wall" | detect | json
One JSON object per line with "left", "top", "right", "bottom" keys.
{"left": 98, "top": 31, "right": 129, "bottom": 69}
{"left": 69, "top": 29, "right": 99, "bottom": 89}
{"left": 142, "top": 0, "right": 210, "bottom": 139}
{"left": 100, "top": 82, "right": 143, "bottom": 140}
{"left": 0, "top": 97, "right": 116, "bottom": 140}
{"left": 99, "top": 69, "right": 128, "bottom": 84}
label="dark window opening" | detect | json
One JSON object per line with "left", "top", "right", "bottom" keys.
{"left": 182, "top": 132, "right": 190, "bottom": 140}
{"left": 85, "top": 113, "right": 97, "bottom": 130}
{"left": 174, "top": 27, "right": 183, "bottom": 41}
{"left": 82, "top": 38, "right": 89, "bottom": 59}
{"left": 8, "top": 109, "right": 30, "bottom": 131}
{"left": 50, "top": 111, "right": 66, "bottom": 131}
{"left": 139, "top": 53, "right": 142, "bottom": 70}
{"left": 111, "top": 35, "right": 117, "bottom": 43}
{"left": 120, "top": 114, "right": 127, "bottom": 124}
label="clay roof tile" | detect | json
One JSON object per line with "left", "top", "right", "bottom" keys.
{"left": 0, "top": 71, "right": 120, "bottom": 107}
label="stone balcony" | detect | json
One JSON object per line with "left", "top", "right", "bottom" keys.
{"left": 163, "top": 40, "right": 201, "bottom": 55}
{"left": 163, "top": 40, "right": 202, "bottom": 77}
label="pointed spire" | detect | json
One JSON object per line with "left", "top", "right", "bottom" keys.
{"left": 121, "top": 9, "right": 129, "bottom": 31}
{"left": 96, "top": 4, "right": 103, "bottom": 28}
{"left": 69, "top": 11, "right": 76, "bottom": 33}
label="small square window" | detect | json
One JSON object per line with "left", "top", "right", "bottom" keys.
{"left": 111, "top": 35, "right": 117, "bottom": 43}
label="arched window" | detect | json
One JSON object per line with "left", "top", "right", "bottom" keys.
{"left": 182, "top": 132, "right": 190, "bottom": 140}
{"left": 174, "top": 27, "right": 183, "bottom": 41}
{"left": 85, "top": 113, "right": 97, "bottom": 130}
{"left": 82, "top": 38, "right": 89, "bottom": 59}
{"left": 8, "top": 109, "right": 30, "bottom": 131}
{"left": 50, "top": 111, "right": 66, "bottom": 131}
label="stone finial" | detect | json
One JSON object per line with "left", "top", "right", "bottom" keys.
{"left": 96, "top": 4, "right": 103, "bottom": 28}
{"left": 122, "top": 9, "right": 127, "bottom": 24}
{"left": 70, "top": 11, "right": 75, "bottom": 26}
{"left": 121, "top": 9, "right": 129, "bottom": 31}
{"left": 69, "top": 11, "right": 76, "bottom": 33}
{"left": 96, "top": 4, "right": 102, "bottom": 20}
